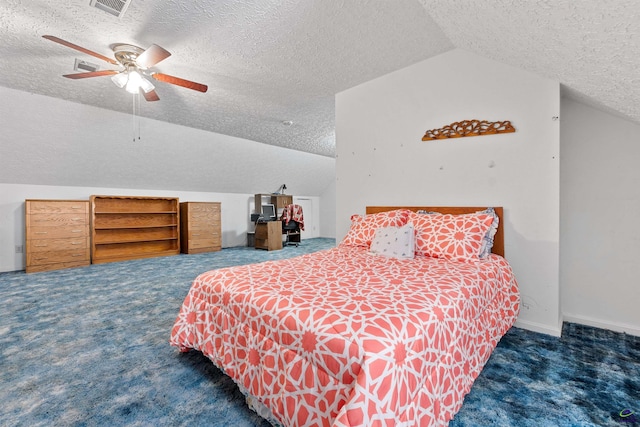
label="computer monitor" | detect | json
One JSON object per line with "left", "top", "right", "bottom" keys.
{"left": 261, "top": 204, "right": 276, "bottom": 221}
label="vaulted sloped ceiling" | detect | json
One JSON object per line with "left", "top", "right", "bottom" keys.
{"left": 422, "top": 0, "right": 640, "bottom": 123}
{"left": 0, "top": 0, "right": 638, "bottom": 159}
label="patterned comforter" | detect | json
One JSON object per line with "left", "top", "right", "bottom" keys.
{"left": 170, "top": 246, "right": 520, "bottom": 426}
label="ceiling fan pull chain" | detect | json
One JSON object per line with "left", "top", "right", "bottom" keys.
{"left": 136, "top": 93, "right": 141, "bottom": 141}
{"left": 132, "top": 92, "right": 138, "bottom": 142}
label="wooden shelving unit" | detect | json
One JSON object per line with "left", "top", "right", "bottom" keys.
{"left": 90, "top": 195, "right": 180, "bottom": 264}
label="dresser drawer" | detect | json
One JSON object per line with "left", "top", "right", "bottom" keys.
{"left": 28, "top": 213, "right": 88, "bottom": 228}
{"left": 187, "top": 229, "right": 220, "bottom": 240}
{"left": 188, "top": 210, "right": 220, "bottom": 224}
{"left": 27, "top": 200, "right": 88, "bottom": 214}
{"left": 28, "top": 237, "right": 89, "bottom": 252}
{"left": 187, "top": 202, "right": 219, "bottom": 213}
{"left": 28, "top": 224, "right": 89, "bottom": 239}
{"left": 189, "top": 238, "right": 221, "bottom": 250}
{"left": 27, "top": 248, "right": 90, "bottom": 266}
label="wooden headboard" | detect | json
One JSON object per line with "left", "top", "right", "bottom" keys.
{"left": 365, "top": 206, "right": 504, "bottom": 257}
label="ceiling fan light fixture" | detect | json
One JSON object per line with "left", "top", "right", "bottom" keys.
{"left": 125, "top": 70, "right": 144, "bottom": 94}
{"left": 111, "top": 72, "right": 128, "bottom": 88}
{"left": 138, "top": 76, "right": 155, "bottom": 93}
{"left": 125, "top": 70, "right": 141, "bottom": 93}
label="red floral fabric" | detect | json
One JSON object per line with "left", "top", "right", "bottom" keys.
{"left": 170, "top": 246, "right": 520, "bottom": 426}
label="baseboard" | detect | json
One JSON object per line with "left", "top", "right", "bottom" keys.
{"left": 562, "top": 313, "right": 640, "bottom": 337}
{"left": 513, "top": 319, "right": 562, "bottom": 337}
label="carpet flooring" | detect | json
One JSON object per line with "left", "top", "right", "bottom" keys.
{"left": 1, "top": 238, "right": 638, "bottom": 426}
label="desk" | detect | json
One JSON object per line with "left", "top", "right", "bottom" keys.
{"left": 254, "top": 221, "right": 282, "bottom": 251}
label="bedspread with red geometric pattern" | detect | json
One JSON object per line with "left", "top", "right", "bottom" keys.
{"left": 170, "top": 246, "right": 520, "bottom": 426}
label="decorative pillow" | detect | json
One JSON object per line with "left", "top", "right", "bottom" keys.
{"left": 340, "top": 209, "right": 410, "bottom": 248}
{"left": 409, "top": 211, "right": 494, "bottom": 261}
{"left": 412, "top": 208, "right": 499, "bottom": 258}
{"left": 477, "top": 207, "right": 499, "bottom": 258}
{"left": 369, "top": 223, "right": 415, "bottom": 259}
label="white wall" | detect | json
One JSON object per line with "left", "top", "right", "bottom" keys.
{"left": 0, "top": 86, "right": 336, "bottom": 198}
{"left": 336, "top": 49, "right": 561, "bottom": 336}
{"left": 1, "top": 183, "right": 323, "bottom": 273}
{"left": 560, "top": 99, "right": 640, "bottom": 336}
{"left": 319, "top": 178, "right": 337, "bottom": 239}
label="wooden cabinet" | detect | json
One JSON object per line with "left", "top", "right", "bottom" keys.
{"left": 90, "top": 195, "right": 180, "bottom": 264}
{"left": 25, "top": 199, "right": 90, "bottom": 273}
{"left": 255, "top": 221, "right": 282, "bottom": 251}
{"left": 180, "top": 202, "right": 221, "bottom": 254}
{"left": 272, "top": 194, "right": 293, "bottom": 211}
{"left": 254, "top": 193, "right": 293, "bottom": 217}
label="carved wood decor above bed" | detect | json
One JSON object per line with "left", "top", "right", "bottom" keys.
{"left": 422, "top": 119, "right": 515, "bottom": 141}
{"left": 366, "top": 206, "right": 504, "bottom": 257}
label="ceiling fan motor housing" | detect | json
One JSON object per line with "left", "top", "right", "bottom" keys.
{"left": 112, "top": 44, "right": 146, "bottom": 69}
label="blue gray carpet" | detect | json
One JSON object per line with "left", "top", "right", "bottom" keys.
{"left": 1, "top": 238, "right": 638, "bottom": 426}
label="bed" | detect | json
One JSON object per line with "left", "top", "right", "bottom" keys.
{"left": 170, "top": 206, "right": 520, "bottom": 426}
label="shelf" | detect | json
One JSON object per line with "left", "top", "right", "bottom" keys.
{"left": 95, "top": 237, "right": 178, "bottom": 245}
{"left": 94, "top": 211, "right": 177, "bottom": 214}
{"left": 92, "top": 243, "right": 179, "bottom": 264}
{"left": 92, "top": 213, "right": 178, "bottom": 228}
{"left": 93, "top": 224, "right": 177, "bottom": 229}
{"left": 90, "top": 195, "right": 180, "bottom": 264}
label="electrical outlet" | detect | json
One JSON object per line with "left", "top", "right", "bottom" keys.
{"left": 15, "top": 245, "right": 24, "bottom": 253}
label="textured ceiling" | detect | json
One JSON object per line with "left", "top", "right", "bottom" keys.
{"left": 0, "top": 0, "right": 638, "bottom": 159}
{"left": 421, "top": 0, "right": 640, "bottom": 123}
{"left": 0, "top": 0, "right": 452, "bottom": 158}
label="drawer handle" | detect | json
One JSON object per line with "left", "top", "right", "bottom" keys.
{"left": 71, "top": 206, "right": 82, "bottom": 209}
{"left": 71, "top": 230, "right": 83, "bottom": 233}
{"left": 34, "top": 257, "right": 48, "bottom": 261}
{"left": 72, "top": 242, "right": 82, "bottom": 245}
{"left": 71, "top": 254, "right": 83, "bottom": 257}
{"left": 35, "top": 231, "right": 48, "bottom": 235}
{"left": 34, "top": 244, "right": 48, "bottom": 247}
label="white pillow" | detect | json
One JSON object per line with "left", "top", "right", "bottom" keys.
{"left": 369, "top": 223, "right": 415, "bottom": 259}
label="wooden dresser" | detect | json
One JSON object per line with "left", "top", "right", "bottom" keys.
{"left": 25, "top": 199, "right": 90, "bottom": 273}
{"left": 90, "top": 195, "right": 180, "bottom": 264}
{"left": 180, "top": 202, "right": 221, "bottom": 254}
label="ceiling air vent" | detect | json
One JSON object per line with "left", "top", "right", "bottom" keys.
{"left": 74, "top": 58, "right": 99, "bottom": 72}
{"left": 89, "top": 0, "right": 132, "bottom": 18}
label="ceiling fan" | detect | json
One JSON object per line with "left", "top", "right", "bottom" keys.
{"left": 42, "top": 35, "right": 208, "bottom": 101}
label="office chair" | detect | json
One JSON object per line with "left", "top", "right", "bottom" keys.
{"left": 280, "top": 204, "right": 304, "bottom": 247}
